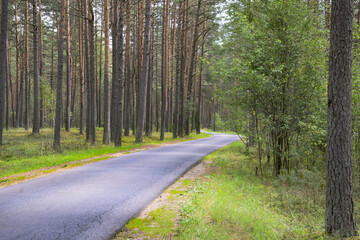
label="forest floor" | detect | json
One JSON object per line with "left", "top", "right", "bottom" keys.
{"left": 0, "top": 128, "right": 210, "bottom": 188}
{"left": 115, "top": 140, "right": 360, "bottom": 240}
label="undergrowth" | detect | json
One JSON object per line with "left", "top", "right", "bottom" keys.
{"left": 175, "top": 141, "right": 351, "bottom": 239}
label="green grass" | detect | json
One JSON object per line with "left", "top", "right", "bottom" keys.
{"left": 0, "top": 128, "right": 210, "bottom": 178}
{"left": 175, "top": 141, "right": 327, "bottom": 240}
{"left": 125, "top": 207, "right": 176, "bottom": 238}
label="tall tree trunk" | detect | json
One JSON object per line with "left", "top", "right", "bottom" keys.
{"left": 0, "top": 0, "right": 8, "bottom": 145}
{"left": 185, "top": 0, "right": 201, "bottom": 135}
{"left": 54, "top": 0, "right": 65, "bottom": 150}
{"left": 124, "top": 0, "right": 131, "bottom": 137}
{"left": 103, "top": 0, "right": 111, "bottom": 144}
{"left": 39, "top": 0, "right": 44, "bottom": 127}
{"left": 135, "top": 0, "right": 152, "bottom": 143}
{"left": 24, "top": 0, "right": 30, "bottom": 130}
{"left": 78, "top": 0, "right": 85, "bottom": 134}
{"left": 14, "top": 0, "right": 20, "bottom": 128}
{"left": 8, "top": 39, "right": 14, "bottom": 128}
{"left": 5, "top": 38, "right": 9, "bottom": 130}
{"left": 145, "top": 21, "right": 154, "bottom": 137}
{"left": 88, "top": 1, "right": 97, "bottom": 145}
{"left": 32, "top": 0, "right": 40, "bottom": 134}
{"left": 111, "top": 0, "right": 118, "bottom": 141}
{"left": 65, "top": 0, "right": 72, "bottom": 131}
{"left": 114, "top": 0, "right": 124, "bottom": 146}
{"left": 178, "top": 0, "right": 188, "bottom": 137}
{"left": 84, "top": 0, "right": 91, "bottom": 141}
{"left": 173, "top": 0, "right": 182, "bottom": 139}
{"left": 160, "top": 0, "right": 169, "bottom": 140}
{"left": 326, "top": 0, "right": 357, "bottom": 236}
{"left": 98, "top": 19, "right": 103, "bottom": 128}
{"left": 196, "top": 0, "right": 207, "bottom": 134}
{"left": 155, "top": 22, "right": 159, "bottom": 132}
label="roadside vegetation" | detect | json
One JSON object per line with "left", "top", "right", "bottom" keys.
{"left": 0, "top": 128, "right": 210, "bottom": 180}
{"left": 117, "top": 140, "right": 360, "bottom": 239}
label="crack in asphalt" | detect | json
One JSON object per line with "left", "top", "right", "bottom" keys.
{"left": 0, "top": 133, "right": 238, "bottom": 240}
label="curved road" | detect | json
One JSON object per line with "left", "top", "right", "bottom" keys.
{"left": 0, "top": 133, "right": 238, "bottom": 240}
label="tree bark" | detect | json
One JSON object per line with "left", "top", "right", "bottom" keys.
{"left": 65, "top": 0, "right": 72, "bottom": 131}
{"left": 88, "top": 1, "right": 97, "bottom": 145}
{"left": 136, "top": 0, "right": 152, "bottom": 143}
{"left": 103, "top": 0, "right": 111, "bottom": 144}
{"left": 0, "top": 0, "right": 8, "bottom": 145}
{"left": 185, "top": 0, "right": 201, "bottom": 135}
{"left": 196, "top": 0, "right": 207, "bottom": 134}
{"left": 111, "top": 0, "right": 118, "bottom": 141}
{"left": 178, "top": 0, "right": 188, "bottom": 137}
{"left": 326, "top": 0, "right": 357, "bottom": 236}
{"left": 32, "top": 0, "right": 40, "bottom": 134}
{"left": 24, "top": 0, "right": 30, "bottom": 130}
{"left": 78, "top": 0, "right": 85, "bottom": 134}
{"left": 14, "top": 0, "right": 20, "bottom": 128}
{"left": 5, "top": 38, "right": 9, "bottom": 130}
{"left": 124, "top": 0, "right": 131, "bottom": 137}
{"left": 114, "top": 0, "right": 124, "bottom": 146}
{"left": 54, "top": 0, "right": 65, "bottom": 150}
{"left": 160, "top": 0, "right": 169, "bottom": 140}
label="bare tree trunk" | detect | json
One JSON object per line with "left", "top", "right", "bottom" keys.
{"left": 111, "top": 0, "right": 118, "bottom": 141}
{"left": 196, "top": 0, "right": 207, "bottom": 134}
{"left": 103, "top": 0, "right": 111, "bottom": 144}
{"left": 155, "top": 22, "right": 159, "bottom": 132}
{"left": 145, "top": 20, "right": 154, "bottom": 137}
{"left": 78, "top": 0, "right": 85, "bottom": 134}
{"left": 160, "top": 0, "right": 169, "bottom": 140}
{"left": 178, "top": 0, "right": 188, "bottom": 137}
{"left": 5, "top": 38, "right": 9, "bottom": 130}
{"left": 114, "top": 0, "right": 124, "bottom": 146}
{"left": 124, "top": 0, "right": 132, "bottom": 137}
{"left": 88, "top": 1, "right": 97, "bottom": 144}
{"left": 39, "top": 0, "right": 44, "bottom": 127}
{"left": 54, "top": 0, "right": 65, "bottom": 150}
{"left": 173, "top": 0, "right": 182, "bottom": 139}
{"left": 32, "top": 0, "right": 40, "bottom": 134}
{"left": 136, "top": 0, "right": 152, "bottom": 143}
{"left": 24, "top": 0, "right": 30, "bottom": 130}
{"left": 14, "top": 0, "right": 20, "bottom": 128}
{"left": 8, "top": 39, "right": 14, "bottom": 128}
{"left": 326, "top": 0, "right": 357, "bottom": 236}
{"left": 84, "top": 0, "right": 91, "bottom": 141}
{"left": 65, "top": 0, "right": 72, "bottom": 131}
{"left": 185, "top": 0, "right": 201, "bottom": 135}
{"left": 0, "top": 0, "right": 8, "bottom": 145}
{"left": 98, "top": 18, "right": 103, "bottom": 128}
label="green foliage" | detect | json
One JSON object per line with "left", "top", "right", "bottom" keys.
{"left": 210, "top": 0, "right": 328, "bottom": 175}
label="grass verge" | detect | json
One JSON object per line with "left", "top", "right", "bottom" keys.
{"left": 0, "top": 128, "right": 210, "bottom": 185}
{"left": 117, "top": 141, "right": 360, "bottom": 239}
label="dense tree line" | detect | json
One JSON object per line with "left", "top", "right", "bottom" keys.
{"left": 0, "top": 0, "right": 218, "bottom": 148}
{"left": 208, "top": 0, "right": 357, "bottom": 236}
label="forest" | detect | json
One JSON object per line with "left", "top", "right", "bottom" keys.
{"left": 0, "top": 0, "right": 359, "bottom": 238}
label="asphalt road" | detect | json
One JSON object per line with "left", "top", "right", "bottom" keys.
{"left": 0, "top": 133, "right": 239, "bottom": 240}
